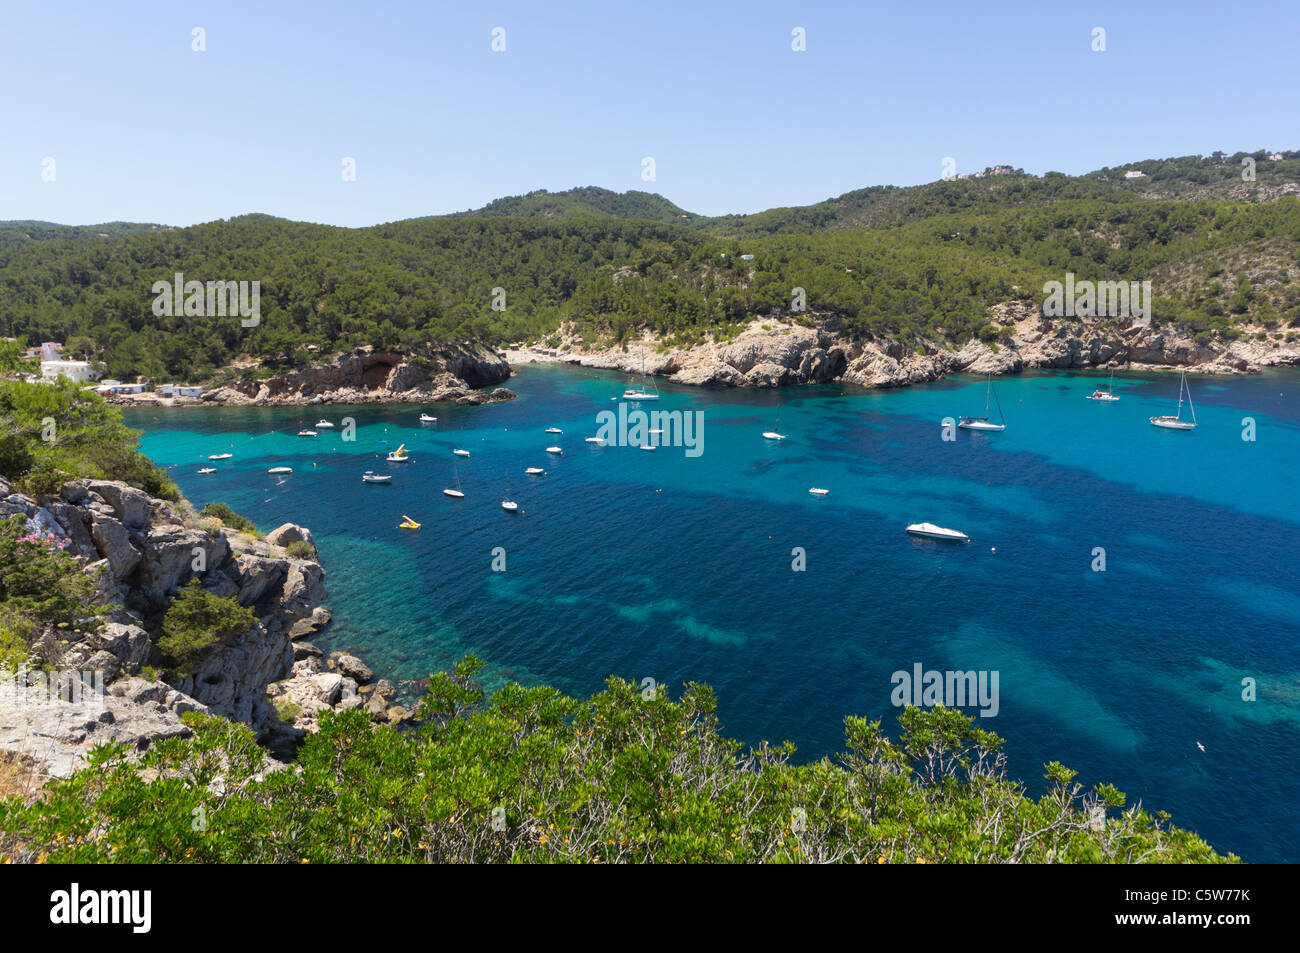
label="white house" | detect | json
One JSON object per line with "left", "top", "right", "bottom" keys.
{"left": 158, "top": 383, "right": 204, "bottom": 398}
{"left": 740, "top": 254, "right": 754, "bottom": 261}
{"left": 1269, "top": 153, "right": 1284, "bottom": 161}
{"left": 95, "top": 379, "right": 147, "bottom": 395}
{"left": 1124, "top": 170, "right": 1147, "bottom": 179}
{"left": 40, "top": 360, "right": 96, "bottom": 383}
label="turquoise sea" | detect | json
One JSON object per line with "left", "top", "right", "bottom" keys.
{"left": 128, "top": 364, "right": 1300, "bottom": 862}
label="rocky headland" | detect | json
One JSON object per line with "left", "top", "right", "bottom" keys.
{"left": 506, "top": 306, "right": 1300, "bottom": 389}
{"left": 0, "top": 476, "right": 381, "bottom": 782}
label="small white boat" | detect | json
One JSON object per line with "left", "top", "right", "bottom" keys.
{"left": 623, "top": 390, "right": 660, "bottom": 401}
{"left": 1085, "top": 371, "right": 1120, "bottom": 402}
{"left": 958, "top": 373, "right": 1006, "bottom": 431}
{"left": 1150, "top": 369, "right": 1197, "bottom": 430}
{"left": 905, "top": 522, "right": 970, "bottom": 542}
{"left": 443, "top": 488, "right": 465, "bottom": 498}
{"left": 268, "top": 466, "right": 293, "bottom": 474}
{"left": 453, "top": 448, "right": 471, "bottom": 458}
{"left": 762, "top": 431, "right": 787, "bottom": 441}
{"left": 809, "top": 488, "right": 829, "bottom": 496}
{"left": 585, "top": 436, "right": 605, "bottom": 445}
{"left": 315, "top": 420, "right": 335, "bottom": 428}
{"left": 198, "top": 467, "right": 216, "bottom": 474}
{"left": 208, "top": 453, "right": 233, "bottom": 460}
{"left": 525, "top": 467, "right": 545, "bottom": 475}
{"left": 501, "top": 499, "right": 519, "bottom": 513}
{"left": 639, "top": 444, "right": 656, "bottom": 452}
{"left": 387, "top": 453, "right": 411, "bottom": 463}
{"left": 545, "top": 427, "right": 562, "bottom": 434}
{"left": 419, "top": 414, "right": 438, "bottom": 423}
{"left": 297, "top": 430, "right": 318, "bottom": 437}
{"left": 362, "top": 471, "right": 391, "bottom": 484}
{"left": 546, "top": 446, "right": 563, "bottom": 454}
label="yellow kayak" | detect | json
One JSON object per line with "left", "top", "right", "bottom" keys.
{"left": 399, "top": 514, "right": 421, "bottom": 530}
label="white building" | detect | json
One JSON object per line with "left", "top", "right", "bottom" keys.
{"left": 158, "top": 383, "right": 204, "bottom": 398}
{"left": 95, "top": 379, "right": 147, "bottom": 395}
{"left": 40, "top": 360, "right": 96, "bottom": 383}
{"left": 1269, "top": 153, "right": 1284, "bottom": 161}
{"left": 1124, "top": 170, "right": 1147, "bottom": 179}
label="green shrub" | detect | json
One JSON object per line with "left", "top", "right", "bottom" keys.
{"left": 284, "top": 540, "right": 315, "bottom": 560}
{"left": 158, "top": 580, "right": 256, "bottom": 677}
{"left": 199, "top": 502, "right": 255, "bottom": 534}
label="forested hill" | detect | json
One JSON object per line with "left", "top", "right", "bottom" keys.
{"left": 2, "top": 151, "right": 1298, "bottom": 384}
{"left": 443, "top": 186, "right": 694, "bottom": 223}
{"left": 0, "top": 220, "right": 166, "bottom": 250}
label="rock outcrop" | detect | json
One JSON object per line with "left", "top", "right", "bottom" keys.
{"left": 0, "top": 479, "right": 331, "bottom": 778}
{"left": 506, "top": 307, "right": 1300, "bottom": 389}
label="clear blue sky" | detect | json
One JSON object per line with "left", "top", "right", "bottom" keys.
{"left": 2, "top": 0, "right": 1296, "bottom": 227}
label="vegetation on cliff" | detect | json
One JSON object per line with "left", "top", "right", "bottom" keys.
{"left": 0, "top": 655, "right": 1231, "bottom": 863}
{"left": 1, "top": 154, "right": 1297, "bottom": 384}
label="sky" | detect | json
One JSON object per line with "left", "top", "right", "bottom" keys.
{"left": 2, "top": 0, "right": 1297, "bottom": 228}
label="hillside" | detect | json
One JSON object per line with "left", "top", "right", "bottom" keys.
{"left": 444, "top": 186, "right": 695, "bottom": 224}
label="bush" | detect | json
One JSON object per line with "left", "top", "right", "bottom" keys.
{"left": 199, "top": 502, "right": 255, "bottom": 534}
{"left": 158, "top": 580, "right": 256, "bottom": 677}
{"left": 284, "top": 540, "right": 315, "bottom": 560}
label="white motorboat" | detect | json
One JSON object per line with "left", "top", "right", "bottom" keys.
{"left": 315, "top": 420, "right": 335, "bottom": 428}
{"left": 639, "top": 444, "right": 656, "bottom": 451}
{"left": 905, "top": 522, "right": 970, "bottom": 542}
{"left": 1150, "top": 369, "right": 1197, "bottom": 430}
{"left": 267, "top": 466, "right": 293, "bottom": 474}
{"left": 387, "top": 453, "right": 411, "bottom": 463}
{"left": 419, "top": 414, "right": 438, "bottom": 423}
{"left": 809, "top": 487, "right": 829, "bottom": 496}
{"left": 208, "top": 453, "right": 233, "bottom": 460}
{"left": 958, "top": 373, "right": 1006, "bottom": 431}
{"left": 545, "top": 427, "right": 562, "bottom": 434}
{"left": 585, "top": 437, "right": 605, "bottom": 445}
{"left": 453, "top": 448, "right": 471, "bottom": 458}
{"left": 525, "top": 467, "right": 545, "bottom": 475}
{"left": 443, "top": 488, "right": 465, "bottom": 498}
{"left": 198, "top": 467, "right": 216, "bottom": 474}
{"left": 297, "top": 430, "right": 318, "bottom": 437}
{"left": 501, "top": 498, "right": 519, "bottom": 513}
{"left": 762, "top": 431, "right": 787, "bottom": 441}
{"left": 546, "top": 446, "right": 563, "bottom": 454}
{"left": 362, "top": 471, "right": 391, "bottom": 483}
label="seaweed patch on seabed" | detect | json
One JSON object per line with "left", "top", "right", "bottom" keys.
{"left": 1179, "top": 658, "right": 1300, "bottom": 728}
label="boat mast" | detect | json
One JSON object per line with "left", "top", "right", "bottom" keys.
{"left": 1184, "top": 370, "right": 1196, "bottom": 424}
{"left": 1176, "top": 370, "right": 1185, "bottom": 421}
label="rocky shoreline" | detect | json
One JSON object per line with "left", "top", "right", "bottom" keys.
{"left": 0, "top": 477, "right": 386, "bottom": 782}
{"left": 505, "top": 307, "right": 1300, "bottom": 389}
{"left": 107, "top": 344, "right": 517, "bottom": 408}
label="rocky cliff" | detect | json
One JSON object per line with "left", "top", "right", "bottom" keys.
{"left": 0, "top": 476, "right": 331, "bottom": 779}
{"left": 197, "top": 345, "right": 516, "bottom": 406}
{"left": 507, "top": 307, "right": 1300, "bottom": 389}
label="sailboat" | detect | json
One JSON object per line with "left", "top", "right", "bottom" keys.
{"left": 501, "top": 478, "right": 519, "bottom": 512}
{"left": 443, "top": 461, "right": 465, "bottom": 498}
{"left": 1086, "top": 370, "right": 1120, "bottom": 402}
{"left": 958, "top": 373, "right": 1006, "bottom": 431}
{"left": 763, "top": 410, "right": 787, "bottom": 440}
{"left": 622, "top": 347, "right": 660, "bottom": 401}
{"left": 1149, "top": 369, "right": 1197, "bottom": 430}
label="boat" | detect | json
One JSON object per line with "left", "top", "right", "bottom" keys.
{"left": 501, "top": 498, "right": 519, "bottom": 513}
{"left": 198, "top": 467, "right": 216, "bottom": 474}
{"left": 525, "top": 467, "right": 545, "bottom": 475}
{"left": 297, "top": 430, "right": 318, "bottom": 437}
{"left": 444, "top": 462, "right": 465, "bottom": 498}
{"left": 387, "top": 443, "right": 412, "bottom": 463}
{"left": 1150, "top": 369, "right": 1197, "bottom": 430}
{"left": 546, "top": 446, "right": 563, "bottom": 454}
{"left": 585, "top": 436, "right": 605, "bottom": 445}
{"left": 545, "top": 427, "right": 562, "bottom": 434}
{"left": 362, "top": 471, "right": 391, "bottom": 484}
{"left": 1085, "top": 370, "right": 1120, "bottom": 402}
{"left": 958, "top": 373, "right": 1006, "bottom": 431}
{"left": 763, "top": 410, "right": 787, "bottom": 440}
{"left": 419, "top": 413, "right": 438, "bottom": 423}
{"left": 315, "top": 420, "right": 335, "bottom": 428}
{"left": 398, "top": 515, "right": 421, "bottom": 530}
{"left": 639, "top": 444, "right": 656, "bottom": 451}
{"left": 622, "top": 347, "right": 661, "bottom": 401}
{"left": 905, "top": 522, "right": 970, "bottom": 542}
{"left": 208, "top": 453, "right": 233, "bottom": 460}
{"left": 809, "top": 488, "right": 829, "bottom": 496}
{"left": 453, "top": 448, "right": 470, "bottom": 458}
{"left": 267, "top": 466, "right": 293, "bottom": 474}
